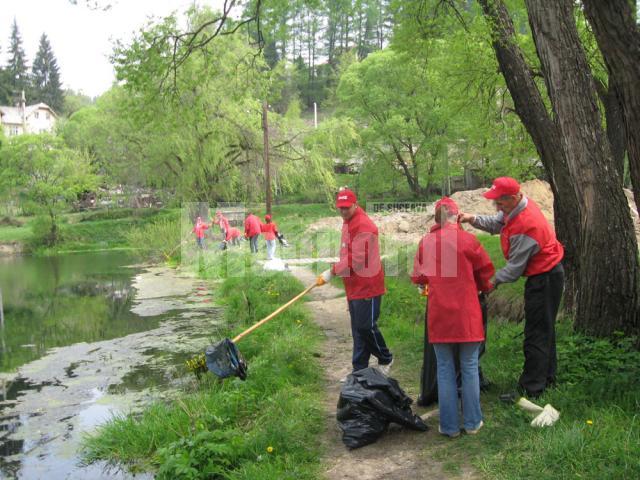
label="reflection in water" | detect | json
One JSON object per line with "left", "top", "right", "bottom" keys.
{"left": 0, "top": 252, "right": 160, "bottom": 372}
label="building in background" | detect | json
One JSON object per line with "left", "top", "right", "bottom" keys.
{"left": 0, "top": 91, "right": 57, "bottom": 137}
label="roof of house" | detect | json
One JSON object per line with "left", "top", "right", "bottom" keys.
{"left": 0, "top": 103, "right": 58, "bottom": 125}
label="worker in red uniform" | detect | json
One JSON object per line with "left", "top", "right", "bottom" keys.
{"left": 316, "top": 188, "right": 393, "bottom": 376}
{"left": 411, "top": 197, "right": 494, "bottom": 437}
{"left": 244, "top": 212, "right": 262, "bottom": 254}
{"left": 214, "top": 211, "right": 230, "bottom": 241}
{"left": 261, "top": 214, "right": 279, "bottom": 260}
{"left": 192, "top": 216, "right": 209, "bottom": 249}
{"left": 458, "top": 177, "right": 564, "bottom": 398}
{"left": 224, "top": 227, "right": 242, "bottom": 247}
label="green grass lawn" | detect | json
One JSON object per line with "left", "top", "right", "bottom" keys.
{"left": 0, "top": 224, "right": 32, "bottom": 242}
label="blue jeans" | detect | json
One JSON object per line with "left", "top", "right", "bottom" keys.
{"left": 266, "top": 239, "right": 276, "bottom": 259}
{"left": 249, "top": 235, "right": 259, "bottom": 253}
{"left": 433, "top": 342, "right": 482, "bottom": 435}
{"left": 348, "top": 296, "right": 393, "bottom": 371}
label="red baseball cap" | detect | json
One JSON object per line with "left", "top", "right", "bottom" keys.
{"left": 265, "top": 214, "right": 272, "bottom": 220}
{"left": 483, "top": 177, "right": 520, "bottom": 199}
{"left": 336, "top": 188, "right": 357, "bottom": 208}
{"left": 435, "top": 196, "right": 459, "bottom": 215}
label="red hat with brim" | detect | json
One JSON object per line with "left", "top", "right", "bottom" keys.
{"left": 435, "top": 196, "right": 459, "bottom": 215}
{"left": 336, "top": 189, "right": 357, "bottom": 208}
{"left": 265, "top": 214, "right": 272, "bottom": 221}
{"left": 483, "top": 177, "right": 521, "bottom": 200}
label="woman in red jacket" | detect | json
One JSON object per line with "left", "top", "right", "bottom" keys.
{"left": 411, "top": 197, "right": 494, "bottom": 437}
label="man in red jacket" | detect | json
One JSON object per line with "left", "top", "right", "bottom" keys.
{"left": 411, "top": 197, "right": 494, "bottom": 436}
{"left": 459, "top": 177, "right": 564, "bottom": 398}
{"left": 244, "top": 212, "right": 262, "bottom": 254}
{"left": 316, "top": 188, "right": 393, "bottom": 376}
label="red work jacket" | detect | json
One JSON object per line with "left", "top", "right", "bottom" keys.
{"left": 244, "top": 215, "right": 262, "bottom": 237}
{"left": 411, "top": 223, "right": 494, "bottom": 343}
{"left": 192, "top": 222, "right": 209, "bottom": 239}
{"left": 500, "top": 199, "right": 564, "bottom": 277}
{"left": 331, "top": 207, "right": 385, "bottom": 300}
{"left": 260, "top": 222, "right": 278, "bottom": 241}
{"left": 226, "top": 227, "right": 241, "bottom": 241}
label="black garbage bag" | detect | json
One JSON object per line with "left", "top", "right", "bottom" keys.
{"left": 205, "top": 338, "right": 248, "bottom": 380}
{"left": 417, "top": 293, "right": 490, "bottom": 406}
{"left": 336, "top": 368, "right": 428, "bottom": 449}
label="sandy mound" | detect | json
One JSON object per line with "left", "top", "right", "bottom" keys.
{"left": 306, "top": 180, "right": 640, "bottom": 245}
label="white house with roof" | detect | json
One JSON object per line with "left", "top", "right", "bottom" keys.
{"left": 0, "top": 91, "right": 57, "bottom": 137}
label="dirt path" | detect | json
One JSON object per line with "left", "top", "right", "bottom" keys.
{"left": 288, "top": 266, "right": 478, "bottom": 480}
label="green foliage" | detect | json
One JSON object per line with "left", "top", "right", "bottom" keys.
{"left": 0, "top": 133, "right": 99, "bottom": 246}
{"left": 124, "top": 213, "right": 182, "bottom": 262}
{"left": 28, "top": 214, "right": 63, "bottom": 248}
{"left": 60, "top": 88, "right": 94, "bottom": 117}
{"left": 61, "top": 6, "right": 336, "bottom": 205}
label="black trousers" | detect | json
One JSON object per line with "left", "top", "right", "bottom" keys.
{"left": 348, "top": 296, "right": 393, "bottom": 371}
{"left": 519, "top": 263, "right": 564, "bottom": 396}
{"left": 417, "top": 294, "right": 489, "bottom": 406}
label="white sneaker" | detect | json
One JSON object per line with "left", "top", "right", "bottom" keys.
{"left": 465, "top": 420, "right": 484, "bottom": 435}
{"left": 377, "top": 358, "right": 394, "bottom": 376}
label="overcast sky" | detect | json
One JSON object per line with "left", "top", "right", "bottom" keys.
{"left": 0, "top": 0, "right": 225, "bottom": 98}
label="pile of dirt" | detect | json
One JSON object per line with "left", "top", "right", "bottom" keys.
{"left": 306, "top": 180, "right": 640, "bottom": 245}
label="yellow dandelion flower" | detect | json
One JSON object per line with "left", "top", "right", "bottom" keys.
{"left": 586, "top": 420, "right": 593, "bottom": 425}
{"left": 266, "top": 446, "right": 274, "bottom": 453}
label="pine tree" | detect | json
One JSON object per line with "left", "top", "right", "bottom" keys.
{"left": 32, "top": 33, "right": 63, "bottom": 112}
{"left": 0, "top": 43, "right": 12, "bottom": 105}
{"left": 6, "top": 18, "right": 29, "bottom": 101}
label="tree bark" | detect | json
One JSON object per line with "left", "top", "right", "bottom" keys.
{"left": 525, "top": 0, "right": 639, "bottom": 337}
{"left": 582, "top": 0, "right": 640, "bottom": 212}
{"left": 477, "top": 0, "right": 581, "bottom": 312}
{"left": 595, "top": 78, "right": 626, "bottom": 181}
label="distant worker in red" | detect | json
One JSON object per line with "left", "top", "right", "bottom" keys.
{"left": 244, "top": 211, "right": 262, "bottom": 254}
{"left": 411, "top": 197, "right": 494, "bottom": 437}
{"left": 192, "top": 216, "right": 209, "bottom": 249}
{"left": 223, "top": 227, "right": 242, "bottom": 248}
{"left": 261, "top": 214, "right": 279, "bottom": 260}
{"left": 316, "top": 188, "right": 393, "bottom": 377}
{"left": 458, "top": 177, "right": 564, "bottom": 398}
{"left": 214, "top": 211, "right": 230, "bottom": 242}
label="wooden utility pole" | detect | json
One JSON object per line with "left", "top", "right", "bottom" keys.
{"left": 262, "top": 100, "right": 272, "bottom": 214}
{"left": 0, "top": 287, "right": 4, "bottom": 328}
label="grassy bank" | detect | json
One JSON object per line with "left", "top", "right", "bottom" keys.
{"left": 81, "top": 252, "right": 325, "bottom": 479}
{"left": 0, "top": 208, "right": 178, "bottom": 254}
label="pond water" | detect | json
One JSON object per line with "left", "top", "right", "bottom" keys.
{"left": 0, "top": 251, "right": 158, "bottom": 373}
{"left": 0, "top": 252, "right": 222, "bottom": 479}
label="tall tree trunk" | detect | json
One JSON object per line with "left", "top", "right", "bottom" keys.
{"left": 477, "top": 0, "right": 581, "bottom": 313}
{"left": 595, "top": 78, "right": 626, "bottom": 181}
{"left": 525, "top": 0, "right": 640, "bottom": 337}
{"left": 582, "top": 0, "right": 640, "bottom": 213}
